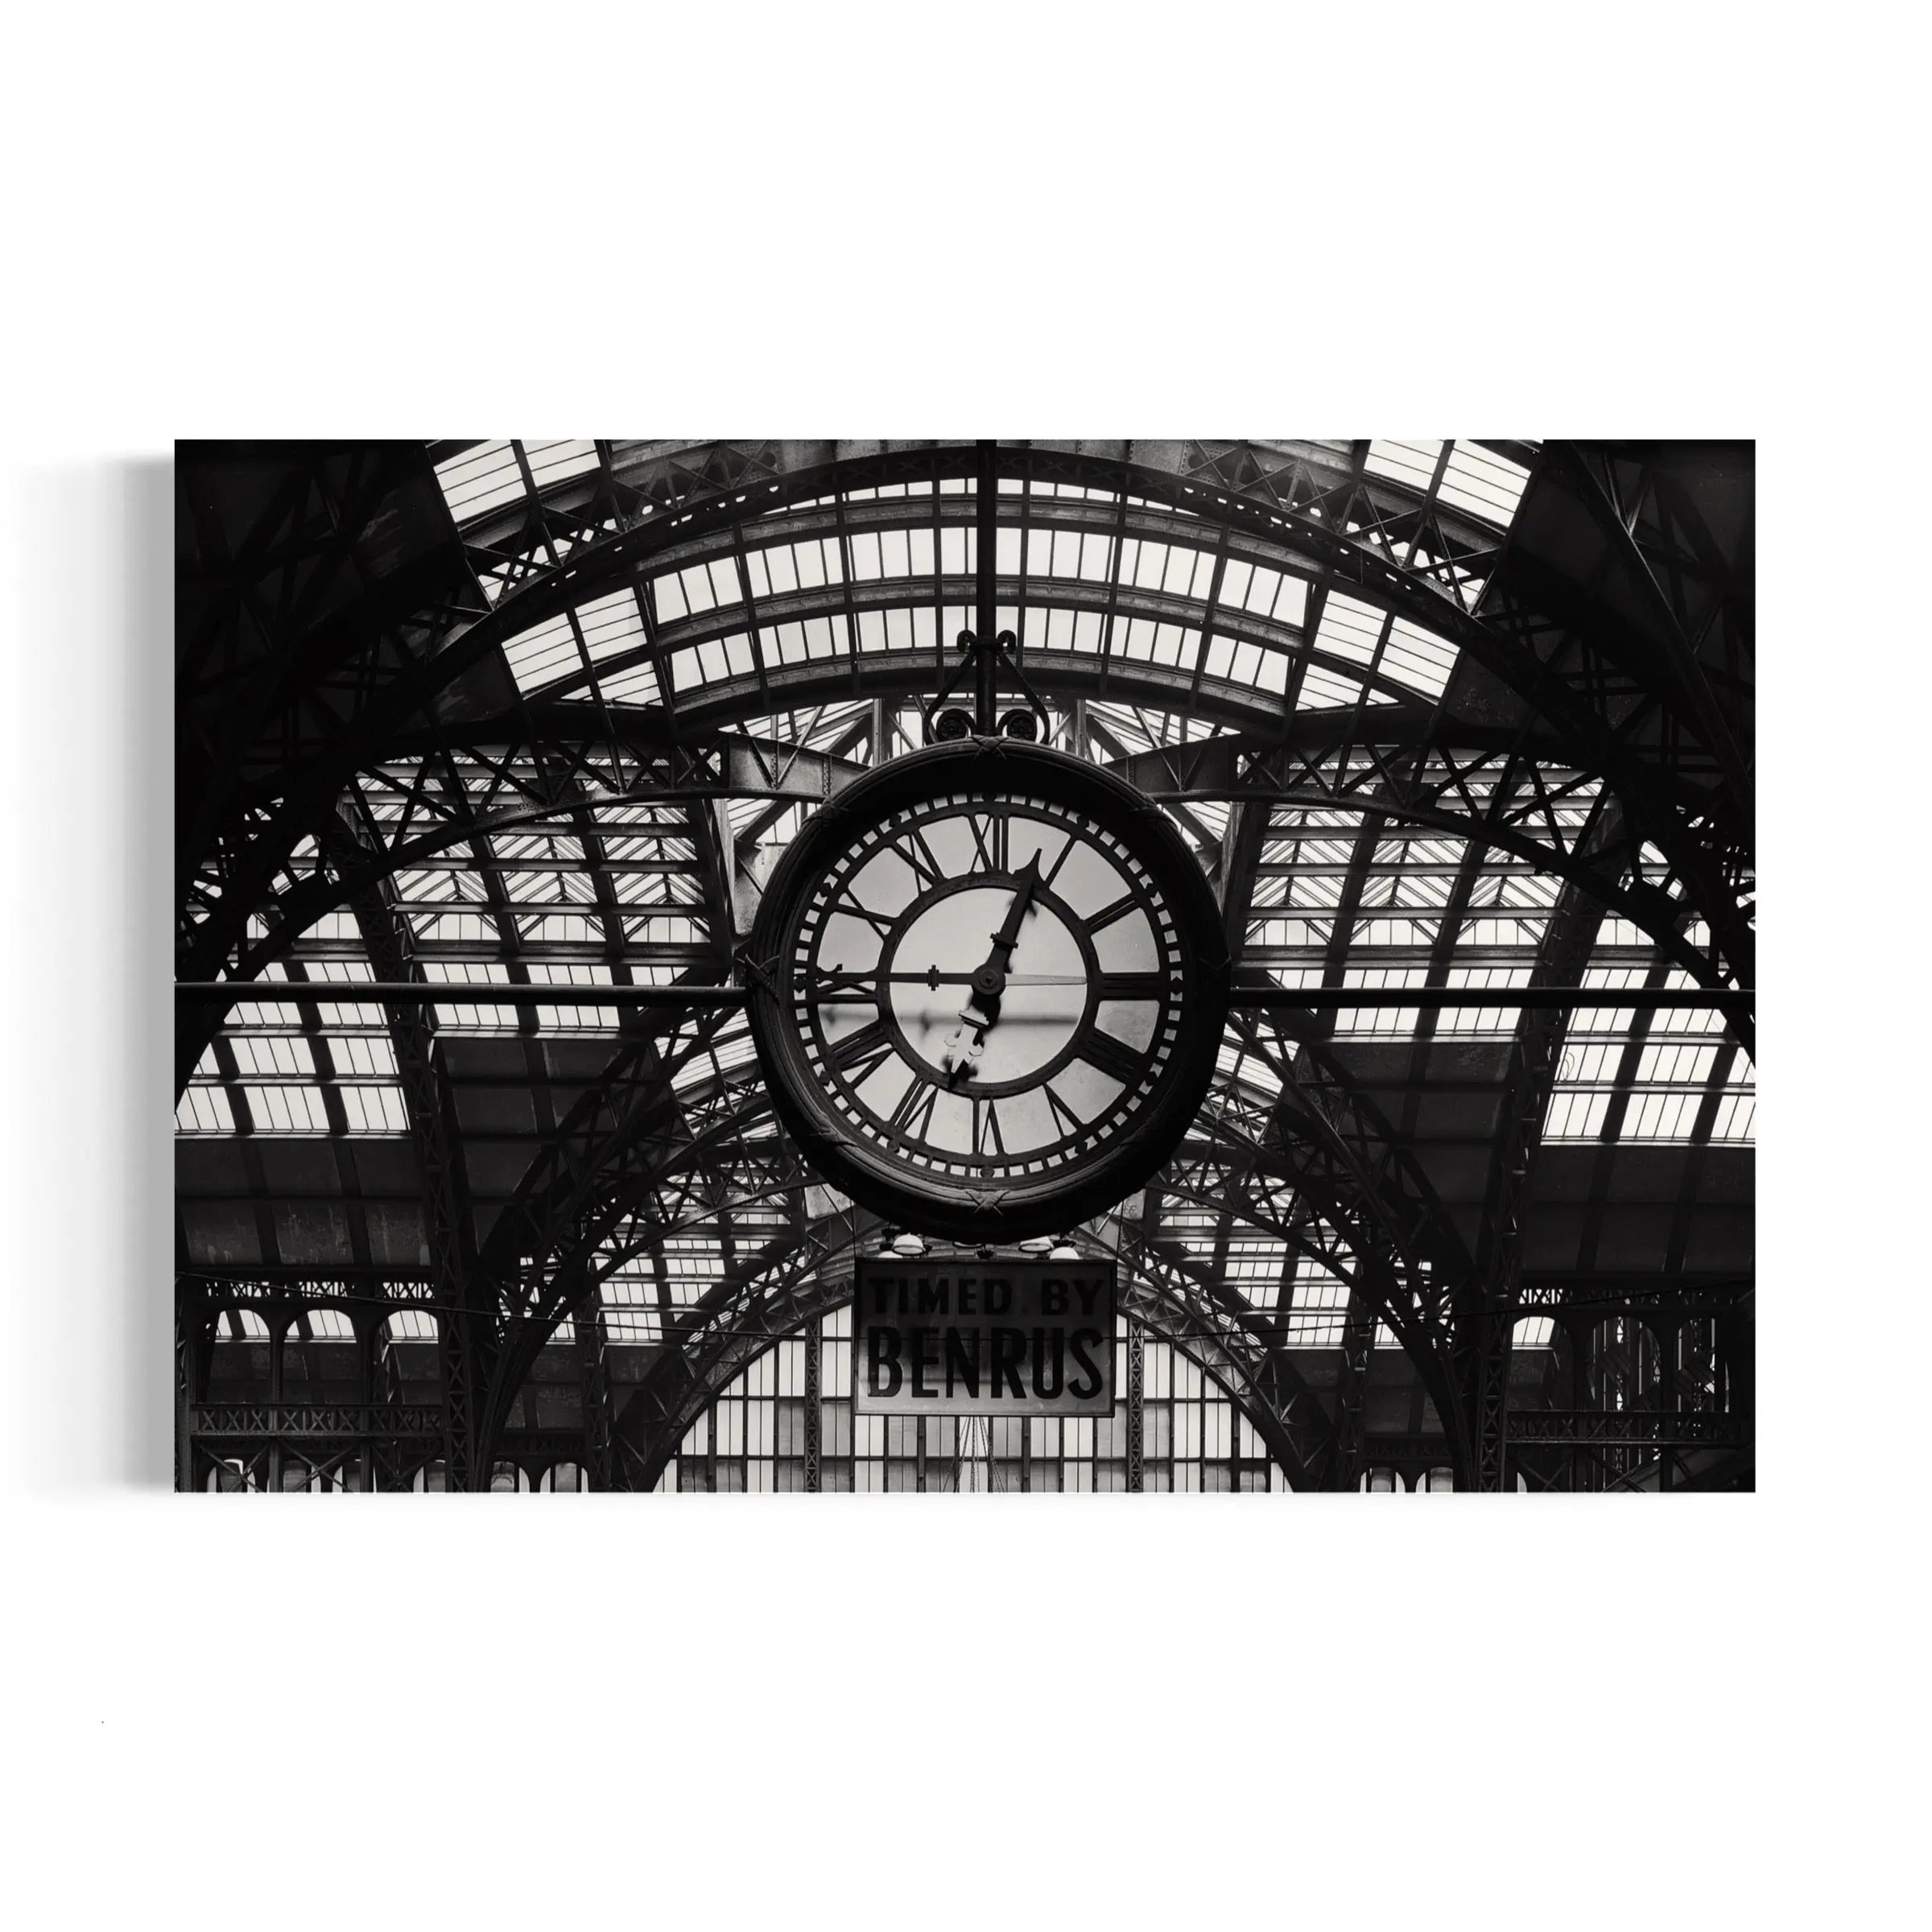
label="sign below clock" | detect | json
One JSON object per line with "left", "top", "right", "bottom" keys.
{"left": 853, "top": 1256, "right": 1117, "bottom": 1418}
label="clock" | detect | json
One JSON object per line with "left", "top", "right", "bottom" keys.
{"left": 744, "top": 737, "right": 1231, "bottom": 1241}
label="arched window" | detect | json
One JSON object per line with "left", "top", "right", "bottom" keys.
{"left": 662, "top": 1308, "right": 1279, "bottom": 1494}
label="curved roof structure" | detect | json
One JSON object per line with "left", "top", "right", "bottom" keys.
{"left": 175, "top": 437, "right": 1754, "bottom": 1494}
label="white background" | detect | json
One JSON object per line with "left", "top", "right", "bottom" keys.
{"left": 1, "top": 3, "right": 1922, "bottom": 1925}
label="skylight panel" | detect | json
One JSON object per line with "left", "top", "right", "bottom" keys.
{"left": 520, "top": 911, "right": 602, "bottom": 944}
{"left": 1313, "top": 591, "right": 1385, "bottom": 668}
{"left": 1543, "top": 1091, "right": 1610, "bottom": 1141}
{"left": 625, "top": 911, "right": 704, "bottom": 947}
{"left": 519, "top": 439, "right": 599, "bottom": 490}
{"left": 1650, "top": 980, "right": 1728, "bottom": 1034}
{"left": 1356, "top": 913, "right": 1439, "bottom": 949}
{"left": 221, "top": 971, "right": 308, "bottom": 1030}
{"left": 1435, "top": 964, "right": 1533, "bottom": 1036}
{"left": 1027, "top": 526, "right": 1111, "bottom": 582}
{"left": 1570, "top": 965, "right": 1647, "bottom": 1034}
{"left": 523, "top": 961, "right": 618, "bottom": 1031}
{"left": 241, "top": 1082, "right": 333, "bottom": 1133}
{"left": 1493, "top": 871, "right": 1564, "bottom": 910}
{"left": 750, "top": 543, "right": 794, "bottom": 596}
{"left": 421, "top": 958, "right": 522, "bottom": 1031}
{"left": 599, "top": 658, "right": 662, "bottom": 706}
{"left": 669, "top": 629, "right": 758, "bottom": 691}
{"left": 1621, "top": 1091, "right": 1703, "bottom": 1141}
{"left": 1457, "top": 912, "right": 1550, "bottom": 951}
{"left": 1437, "top": 442, "right": 1532, "bottom": 530}
{"left": 1286, "top": 1261, "right": 1348, "bottom": 1347}
{"left": 1035, "top": 606, "right": 1097, "bottom": 660}
{"left": 229, "top": 1034, "right": 316, "bottom": 1080}
{"left": 1636, "top": 1041, "right": 1719, "bottom": 1086}
{"left": 1162, "top": 544, "right": 1212, "bottom": 599}
{"left": 1143, "top": 621, "right": 1188, "bottom": 671}
{"left": 331, "top": 1034, "right": 398, "bottom": 1080}
{"left": 1235, "top": 561, "right": 1308, "bottom": 629}
{"left": 500, "top": 612, "right": 583, "bottom": 695}
{"left": 1118, "top": 538, "right": 1215, "bottom": 600}
{"left": 175, "top": 1086, "right": 234, "bottom": 1133}
{"left": 1201, "top": 634, "right": 1287, "bottom": 693}
{"left": 693, "top": 558, "right": 740, "bottom": 614}
{"left": 394, "top": 865, "right": 452, "bottom": 905}
{"left": 1365, "top": 439, "right": 1445, "bottom": 494}
{"left": 1711, "top": 1077, "right": 1756, "bottom": 1142}
{"left": 601, "top": 1262, "right": 663, "bottom": 1344}
{"left": 1297, "top": 663, "right": 1368, "bottom": 709}
{"left": 1335, "top": 966, "right": 1429, "bottom": 1038}
{"left": 576, "top": 588, "right": 647, "bottom": 664}
{"left": 337, "top": 1084, "right": 411, "bottom": 1133}
{"left": 1236, "top": 564, "right": 1282, "bottom": 614}
{"left": 290, "top": 962, "right": 388, "bottom": 1027}
{"left": 1224, "top": 1239, "right": 1288, "bottom": 1311}
{"left": 1378, "top": 615, "right": 1460, "bottom": 700}
{"left": 434, "top": 441, "right": 526, "bottom": 525}
{"left": 653, "top": 568, "right": 689, "bottom": 622}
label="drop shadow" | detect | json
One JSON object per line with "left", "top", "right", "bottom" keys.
{"left": 119, "top": 456, "right": 175, "bottom": 1487}
{"left": 13, "top": 456, "right": 177, "bottom": 1492}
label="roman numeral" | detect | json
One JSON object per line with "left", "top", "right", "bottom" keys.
{"left": 1096, "top": 972, "right": 1165, "bottom": 1000}
{"left": 833, "top": 890, "right": 898, "bottom": 939}
{"left": 886, "top": 1075, "right": 939, "bottom": 1142}
{"left": 830, "top": 1018, "right": 896, "bottom": 1084}
{"left": 1075, "top": 1026, "right": 1146, "bottom": 1086}
{"left": 809, "top": 965, "right": 876, "bottom": 998}
{"left": 967, "top": 811, "right": 1008, "bottom": 874}
{"left": 1043, "top": 1084, "right": 1085, "bottom": 1141}
{"left": 972, "top": 1098, "right": 1006, "bottom": 1158}
{"left": 894, "top": 827, "right": 948, "bottom": 892}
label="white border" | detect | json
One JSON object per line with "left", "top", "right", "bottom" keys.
{"left": 2, "top": 4, "right": 1917, "bottom": 1924}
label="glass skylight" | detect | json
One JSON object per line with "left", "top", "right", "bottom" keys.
{"left": 469, "top": 466, "right": 1477, "bottom": 720}
{"left": 1437, "top": 441, "right": 1532, "bottom": 528}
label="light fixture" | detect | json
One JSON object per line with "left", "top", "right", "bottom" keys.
{"left": 891, "top": 1231, "right": 928, "bottom": 1258}
{"left": 1017, "top": 1235, "right": 1055, "bottom": 1255}
{"left": 876, "top": 1228, "right": 900, "bottom": 1257}
{"left": 1046, "top": 1236, "right": 1081, "bottom": 1262}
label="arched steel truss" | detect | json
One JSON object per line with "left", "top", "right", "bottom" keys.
{"left": 179, "top": 440, "right": 1750, "bottom": 1004}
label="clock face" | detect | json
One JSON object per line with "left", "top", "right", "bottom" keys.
{"left": 746, "top": 740, "right": 1230, "bottom": 1241}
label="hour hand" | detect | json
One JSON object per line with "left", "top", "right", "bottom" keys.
{"left": 940, "top": 1019, "right": 985, "bottom": 1084}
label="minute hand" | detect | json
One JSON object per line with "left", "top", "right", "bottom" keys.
{"left": 940, "top": 856, "right": 1046, "bottom": 1084}
{"left": 972, "top": 854, "right": 1045, "bottom": 1002}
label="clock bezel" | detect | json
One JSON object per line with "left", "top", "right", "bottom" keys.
{"left": 744, "top": 737, "right": 1232, "bottom": 1241}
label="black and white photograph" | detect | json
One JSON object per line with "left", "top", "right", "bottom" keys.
{"left": 4, "top": 8, "right": 1917, "bottom": 1926}
{"left": 172, "top": 436, "right": 1757, "bottom": 1497}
